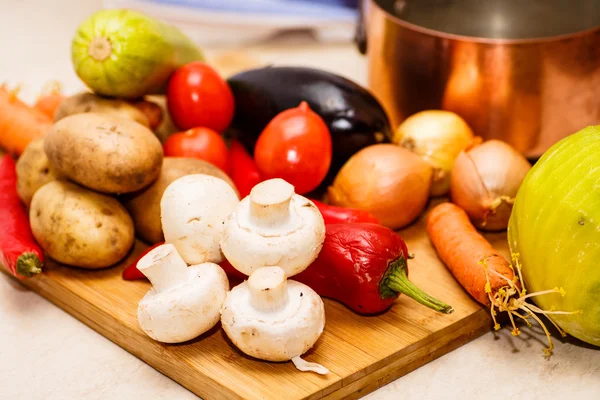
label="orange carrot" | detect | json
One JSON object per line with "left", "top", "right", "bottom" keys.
{"left": 34, "top": 92, "right": 66, "bottom": 120}
{"left": 33, "top": 80, "right": 65, "bottom": 120}
{"left": 427, "top": 202, "right": 577, "bottom": 356}
{"left": 0, "top": 85, "right": 52, "bottom": 156}
{"left": 426, "top": 202, "right": 517, "bottom": 306}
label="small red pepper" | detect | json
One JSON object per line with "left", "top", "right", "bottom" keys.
{"left": 221, "top": 223, "right": 453, "bottom": 315}
{"left": 309, "top": 199, "right": 380, "bottom": 224}
{"left": 122, "top": 242, "right": 164, "bottom": 281}
{"left": 228, "top": 139, "right": 263, "bottom": 198}
{"left": 0, "top": 155, "right": 44, "bottom": 278}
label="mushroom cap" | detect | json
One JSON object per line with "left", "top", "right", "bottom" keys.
{"left": 161, "top": 174, "right": 239, "bottom": 265}
{"left": 137, "top": 262, "right": 229, "bottom": 343}
{"left": 220, "top": 194, "right": 325, "bottom": 277}
{"left": 220, "top": 279, "right": 325, "bottom": 362}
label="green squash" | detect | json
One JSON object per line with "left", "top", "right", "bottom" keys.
{"left": 508, "top": 125, "right": 600, "bottom": 347}
{"left": 71, "top": 9, "right": 204, "bottom": 99}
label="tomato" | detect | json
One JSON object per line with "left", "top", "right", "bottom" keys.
{"left": 254, "top": 102, "right": 332, "bottom": 194}
{"left": 163, "top": 127, "right": 229, "bottom": 172}
{"left": 167, "top": 62, "right": 235, "bottom": 132}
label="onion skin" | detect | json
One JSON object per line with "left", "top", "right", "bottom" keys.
{"left": 508, "top": 126, "right": 600, "bottom": 347}
{"left": 327, "top": 144, "right": 432, "bottom": 230}
{"left": 450, "top": 140, "right": 530, "bottom": 231}
{"left": 394, "top": 110, "right": 477, "bottom": 196}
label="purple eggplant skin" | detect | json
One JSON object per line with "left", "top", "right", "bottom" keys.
{"left": 227, "top": 66, "right": 392, "bottom": 181}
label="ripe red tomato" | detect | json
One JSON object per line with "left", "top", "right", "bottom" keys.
{"left": 163, "top": 127, "right": 229, "bottom": 172}
{"left": 254, "top": 102, "right": 332, "bottom": 194}
{"left": 167, "top": 62, "right": 235, "bottom": 132}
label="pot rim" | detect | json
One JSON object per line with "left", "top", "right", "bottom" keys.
{"left": 372, "top": 0, "right": 600, "bottom": 44}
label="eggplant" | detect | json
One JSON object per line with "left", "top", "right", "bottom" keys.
{"left": 227, "top": 66, "right": 392, "bottom": 182}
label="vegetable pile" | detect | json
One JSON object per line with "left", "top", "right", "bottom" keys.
{"left": 0, "top": 7, "right": 597, "bottom": 380}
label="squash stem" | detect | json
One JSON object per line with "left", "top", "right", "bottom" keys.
{"left": 88, "top": 37, "right": 112, "bottom": 61}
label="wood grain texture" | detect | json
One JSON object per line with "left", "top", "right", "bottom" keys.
{"left": 4, "top": 203, "right": 510, "bottom": 400}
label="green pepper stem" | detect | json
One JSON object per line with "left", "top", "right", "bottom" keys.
{"left": 16, "top": 253, "right": 43, "bottom": 278}
{"left": 381, "top": 258, "right": 454, "bottom": 314}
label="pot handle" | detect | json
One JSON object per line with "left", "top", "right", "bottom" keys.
{"left": 354, "top": 0, "right": 367, "bottom": 54}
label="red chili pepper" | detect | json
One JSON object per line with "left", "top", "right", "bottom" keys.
{"left": 228, "top": 139, "right": 263, "bottom": 198}
{"left": 309, "top": 199, "right": 380, "bottom": 224}
{"left": 0, "top": 155, "right": 44, "bottom": 278}
{"left": 221, "top": 223, "right": 453, "bottom": 315}
{"left": 122, "top": 242, "right": 164, "bottom": 281}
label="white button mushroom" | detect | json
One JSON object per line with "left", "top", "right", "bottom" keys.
{"left": 161, "top": 174, "right": 239, "bottom": 265}
{"left": 136, "top": 243, "right": 229, "bottom": 343}
{"left": 221, "top": 266, "right": 328, "bottom": 374}
{"left": 220, "top": 178, "right": 325, "bottom": 277}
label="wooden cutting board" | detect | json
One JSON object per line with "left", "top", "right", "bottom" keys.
{"left": 4, "top": 206, "right": 508, "bottom": 400}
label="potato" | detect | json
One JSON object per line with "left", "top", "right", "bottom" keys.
{"left": 44, "top": 113, "right": 163, "bottom": 194}
{"left": 30, "top": 181, "right": 134, "bottom": 269}
{"left": 54, "top": 92, "right": 150, "bottom": 127}
{"left": 122, "top": 157, "right": 239, "bottom": 244}
{"left": 16, "top": 138, "right": 64, "bottom": 207}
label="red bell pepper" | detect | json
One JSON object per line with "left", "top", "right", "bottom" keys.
{"left": 122, "top": 242, "right": 164, "bottom": 281}
{"left": 228, "top": 139, "right": 263, "bottom": 198}
{"left": 309, "top": 199, "right": 380, "bottom": 224}
{"left": 221, "top": 223, "right": 453, "bottom": 315}
{"left": 0, "top": 155, "right": 44, "bottom": 278}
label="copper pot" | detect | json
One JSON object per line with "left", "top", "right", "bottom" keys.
{"left": 356, "top": 0, "right": 600, "bottom": 157}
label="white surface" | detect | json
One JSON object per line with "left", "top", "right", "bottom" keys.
{"left": 0, "top": 1, "right": 598, "bottom": 399}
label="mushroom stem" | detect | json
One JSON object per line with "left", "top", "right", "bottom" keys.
{"left": 248, "top": 267, "right": 289, "bottom": 312}
{"left": 137, "top": 244, "right": 189, "bottom": 293}
{"left": 249, "top": 179, "right": 295, "bottom": 229}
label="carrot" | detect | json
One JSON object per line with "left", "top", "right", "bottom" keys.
{"left": 426, "top": 202, "right": 517, "bottom": 306}
{"left": 0, "top": 85, "right": 52, "bottom": 155}
{"left": 427, "top": 202, "right": 576, "bottom": 356}
{"left": 33, "top": 80, "right": 66, "bottom": 119}
{"left": 34, "top": 92, "right": 65, "bottom": 119}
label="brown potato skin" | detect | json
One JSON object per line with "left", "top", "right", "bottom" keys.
{"left": 54, "top": 92, "right": 150, "bottom": 127}
{"left": 30, "top": 181, "right": 135, "bottom": 269}
{"left": 122, "top": 157, "right": 239, "bottom": 244}
{"left": 44, "top": 113, "right": 163, "bottom": 194}
{"left": 16, "top": 138, "right": 64, "bottom": 207}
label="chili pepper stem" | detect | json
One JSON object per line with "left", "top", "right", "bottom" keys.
{"left": 16, "top": 252, "right": 43, "bottom": 278}
{"left": 382, "top": 258, "right": 454, "bottom": 314}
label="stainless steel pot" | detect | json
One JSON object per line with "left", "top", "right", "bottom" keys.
{"left": 356, "top": 0, "right": 600, "bottom": 157}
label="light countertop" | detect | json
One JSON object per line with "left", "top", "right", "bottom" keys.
{"left": 0, "top": 1, "right": 598, "bottom": 399}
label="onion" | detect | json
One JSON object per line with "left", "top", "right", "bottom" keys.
{"left": 394, "top": 110, "right": 479, "bottom": 196}
{"left": 450, "top": 140, "right": 531, "bottom": 231}
{"left": 327, "top": 144, "right": 432, "bottom": 230}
